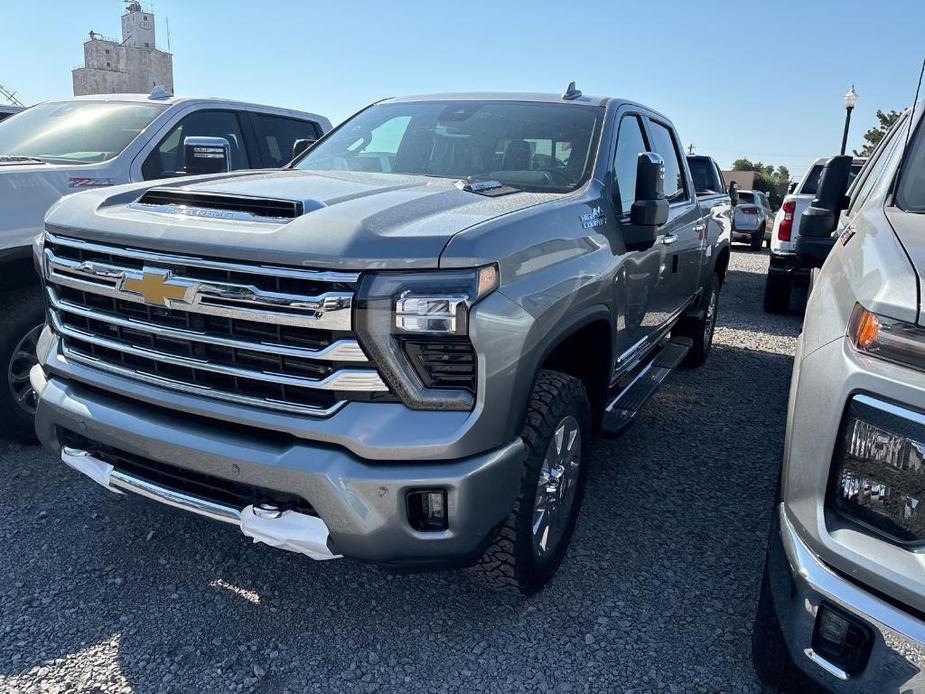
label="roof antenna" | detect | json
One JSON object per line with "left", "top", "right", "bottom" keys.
{"left": 562, "top": 81, "right": 582, "bottom": 101}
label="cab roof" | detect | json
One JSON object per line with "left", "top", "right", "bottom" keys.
{"left": 382, "top": 92, "right": 613, "bottom": 107}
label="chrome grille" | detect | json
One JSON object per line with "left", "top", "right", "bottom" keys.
{"left": 43, "top": 233, "right": 390, "bottom": 416}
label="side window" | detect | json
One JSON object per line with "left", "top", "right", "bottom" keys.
{"left": 142, "top": 110, "right": 249, "bottom": 180}
{"left": 252, "top": 114, "right": 321, "bottom": 168}
{"left": 648, "top": 121, "right": 688, "bottom": 203}
{"left": 714, "top": 162, "right": 727, "bottom": 193}
{"left": 612, "top": 115, "right": 648, "bottom": 215}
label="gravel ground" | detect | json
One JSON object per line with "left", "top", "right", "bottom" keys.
{"left": 0, "top": 248, "right": 803, "bottom": 693}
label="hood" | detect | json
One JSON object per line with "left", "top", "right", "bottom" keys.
{"left": 45, "top": 169, "right": 561, "bottom": 270}
{"left": 886, "top": 207, "right": 925, "bottom": 327}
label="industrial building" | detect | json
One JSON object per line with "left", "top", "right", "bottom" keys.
{"left": 72, "top": 2, "right": 173, "bottom": 96}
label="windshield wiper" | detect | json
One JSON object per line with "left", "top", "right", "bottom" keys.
{"left": 0, "top": 155, "right": 47, "bottom": 164}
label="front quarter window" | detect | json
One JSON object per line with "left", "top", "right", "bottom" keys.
{"left": 896, "top": 118, "right": 925, "bottom": 213}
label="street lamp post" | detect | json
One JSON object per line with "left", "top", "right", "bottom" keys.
{"left": 841, "top": 86, "right": 858, "bottom": 156}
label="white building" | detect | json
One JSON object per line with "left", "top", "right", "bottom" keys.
{"left": 72, "top": 2, "right": 173, "bottom": 96}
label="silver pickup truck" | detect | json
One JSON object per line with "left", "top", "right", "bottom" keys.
{"left": 31, "top": 88, "right": 730, "bottom": 594}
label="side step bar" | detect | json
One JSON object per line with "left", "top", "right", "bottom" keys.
{"left": 600, "top": 336, "right": 692, "bottom": 437}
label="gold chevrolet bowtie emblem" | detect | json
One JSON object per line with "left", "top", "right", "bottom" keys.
{"left": 122, "top": 269, "right": 192, "bottom": 307}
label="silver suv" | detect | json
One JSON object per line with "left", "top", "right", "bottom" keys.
{"left": 31, "top": 90, "right": 730, "bottom": 594}
{"left": 753, "top": 103, "right": 925, "bottom": 690}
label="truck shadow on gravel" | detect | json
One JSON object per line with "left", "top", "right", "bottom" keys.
{"left": 1, "top": 343, "right": 796, "bottom": 693}
{"left": 0, "top": 249, "right": 805, "bottom": 692}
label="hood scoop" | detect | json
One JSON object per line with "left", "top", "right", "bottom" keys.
{"left": 132, "top": 188, "right": 307, "bottom": 223}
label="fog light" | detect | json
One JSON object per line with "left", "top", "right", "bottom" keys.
{"left": 407, "top": 489, "right": 448, "bottom": 532}
{"left": 812, "top": 603, "right": 873, "bottom": 676}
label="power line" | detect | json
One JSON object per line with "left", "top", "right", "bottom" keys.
{"left": 0, "top": 83, "right": 25, "bottom": 107}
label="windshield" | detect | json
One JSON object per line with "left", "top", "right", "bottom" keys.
{"left": 800, "top": 162, "right": 863, "bottom": 195}
{"left": 296, "top": 100, "right": 603, "bottom": 193}
{"left": 896, "top": 118, "right": 925, "bottom": 213}
{"left": 0, "top": 101, "right": 167, "bottom": 164}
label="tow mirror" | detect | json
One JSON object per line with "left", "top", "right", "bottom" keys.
{"left": 796, "top": 155, "right": 853, "bottom": 268}
{"left": 181, "top": 136, "right": 231, "bottom": 175}
{"left": 728, "top": 182, "right": 740, "bottom": 207}
{"left": 625, "top": 152, "right": 669, "bottom": 251}
{"left": 788, "top": 181, "right": 798, "bottom": 194}
{"left": 292, "top": 138, "right": 315, "bottom": 160}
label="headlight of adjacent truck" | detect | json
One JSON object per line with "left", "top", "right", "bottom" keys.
{"left": 832, "top": 395, "right": 925, "bottom": 544}
{"left": 849, "top": 304, "right": 925, "bottom": 371}
{"left": 355, "top": 265, "right": 498, "bottom": 411}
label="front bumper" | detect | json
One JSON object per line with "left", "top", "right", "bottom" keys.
{"left": 769, "top": 504, "right": 925, "bottom": 690}
{"left": 32, "top": 366, "right": 526, "bottom": 569}
{"left": 768, "top": 251, "right": 811, "bottom": 279}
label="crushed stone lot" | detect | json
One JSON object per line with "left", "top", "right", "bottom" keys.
{"left": 0, "top": 248, "right": 803, "bottom": 693}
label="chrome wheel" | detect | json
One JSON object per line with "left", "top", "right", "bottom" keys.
{"left": 532, "top": 415, "right": 582, "bottom": 557}
{"left": 7, "top": 324, "right": 42, "bottom": 416}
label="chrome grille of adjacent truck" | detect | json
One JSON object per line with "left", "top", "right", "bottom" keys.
{"left": 42, "top": 232, "right": 389, "bottom": 416}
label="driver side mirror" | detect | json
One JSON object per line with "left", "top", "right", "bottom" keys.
{"left": 292, "top": 138, "right": 316, "bottom": 160}
{"left": 624, "top": 153, "right": 669, "bottom": 251}
{"left": 728, "top": 183, "right": 740, "bottom": 207}
{"left": 181, "top": 136, "right": 231, "bottom": 175}
{"left": 796, "top": 155, "right": 853, "bottom": 268}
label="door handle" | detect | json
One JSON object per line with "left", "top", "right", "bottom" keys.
{"left": 662, "top": 233, "right": 679, "bottom": 245}
{"left": 692, "top": 223, "right": 706, "bottom": 233}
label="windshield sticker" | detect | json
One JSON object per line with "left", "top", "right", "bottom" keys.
{"left": 68, "top": 177, "right": 116, "bottom": 189}
{"left": 580, "top": 207, "right": 606, "bottom": 229}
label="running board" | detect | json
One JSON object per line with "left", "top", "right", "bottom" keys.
{"left": 601, "top": 337, "right": 692, "bottom": 437}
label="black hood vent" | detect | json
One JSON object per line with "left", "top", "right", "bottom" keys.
{"left": 136, "top": 188, "right": 304, "bottom": 220}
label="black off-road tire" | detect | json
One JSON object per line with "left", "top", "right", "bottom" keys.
{"left": 468, "top": 370, "right": 591, "bottom": 595}
{"left": 676, "top": 272, "right": 720, "bottom": 368}
{"left": 0, "top": 287, "right": 45, "bottom": 444}
{"left": 763, "top": 272, "right": 792, "bottom": 314}
{"left": 751, "top": 228, "right": 764, "bottom": 251}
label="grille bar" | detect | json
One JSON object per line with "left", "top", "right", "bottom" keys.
{"left": 52, "top": 312, "right": 387, "bottom": 392}
{"left": 45, "top": 248, "right": 353, "bottom": 332}
{"left": 45, "top": 232, "right": 359, "bottom": 283}
{"left": 48, "top": 287, "right": 367, "bottom": 362}
{"left": 43, "top": 233, "right": 392, "bottom": 416}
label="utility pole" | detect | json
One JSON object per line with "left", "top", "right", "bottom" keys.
{"left": 0, "top": 83, "right": 26, "bottom": 107}
{"left": 688, "top": 143, "right": 695, "bottom": 155}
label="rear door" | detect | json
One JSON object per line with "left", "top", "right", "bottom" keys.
{"left": 247, "top": 113, "right": 323, "bottom": 168}
{"left": 643, "top": 116, "right": 702, "bottom": 320}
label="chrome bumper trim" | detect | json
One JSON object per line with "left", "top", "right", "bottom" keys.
{"left": 60, "top": 447, "right": 338, "bottom": 559}
{"left": 779, "top": 505, "right": 925, "bottom": 681}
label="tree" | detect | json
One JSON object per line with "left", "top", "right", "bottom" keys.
{"left": 854, "top": 109, "right": 901, "bottom": 157}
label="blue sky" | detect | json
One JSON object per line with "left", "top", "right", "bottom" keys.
{"left": 1, "top": 0, "right": 923, "bottom": 177}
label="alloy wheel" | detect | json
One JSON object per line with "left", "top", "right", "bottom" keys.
{"left": 532, "top": 415, "right": 582, "bottom": 557}
{"left": 7, "top": 324, "right": 42, "bottom": 416}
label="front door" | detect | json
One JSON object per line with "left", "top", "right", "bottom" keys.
{"left": 607, "top": 113, "right": 668, "bottom": 370}
{"left": 643, "top": 117, "right": 702, "bottom": 321}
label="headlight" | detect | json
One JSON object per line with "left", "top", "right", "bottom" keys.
{"left": 831, "top": 395, "right": 925, "bottom": 544}
{"left": 849, "top": 304, "right": 925, "bottom": 371}
{"left": 355, "top": 265, "right": 499, "bottom": 410}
